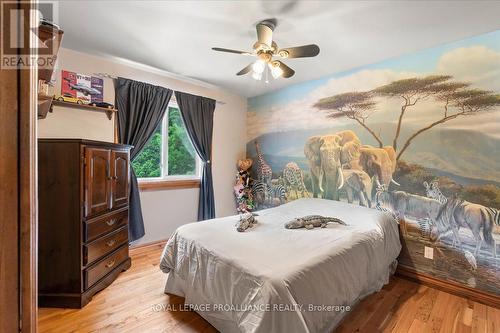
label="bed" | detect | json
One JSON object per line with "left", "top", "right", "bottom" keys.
{"left": 160, "top": 198, "right": 401, "bottom": 333}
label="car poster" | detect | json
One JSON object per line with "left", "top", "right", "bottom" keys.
{"left": 61, "top": 70, "right": 103, "bottom": 104}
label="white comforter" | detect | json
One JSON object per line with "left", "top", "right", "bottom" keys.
{"left": 160, "top": 198, "right": 401, "bottom": 333}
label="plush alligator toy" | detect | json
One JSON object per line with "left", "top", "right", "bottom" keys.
{"left": 284, "top": 215, "right": 347, "bottom": 230}
{"left": 236, "top": 213, "right": 258, "bottom": 232}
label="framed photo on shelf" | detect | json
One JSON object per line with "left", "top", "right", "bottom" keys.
{"left": 61, "top": 70, "right": 103, "bottom": 104}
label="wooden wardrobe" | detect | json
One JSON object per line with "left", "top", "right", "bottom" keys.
{"left": 38, "top": 139, "right": 133, "bottom": 308}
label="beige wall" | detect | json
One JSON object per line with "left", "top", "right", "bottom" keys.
{"left": 38, "top": 48, "right": 247, "bottom": 244}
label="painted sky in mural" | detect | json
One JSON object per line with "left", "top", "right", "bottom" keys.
{"left": 248, "top": 31, "right": 499, "bottom": 138}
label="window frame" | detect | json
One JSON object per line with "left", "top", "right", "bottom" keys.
{"left": 136, "top": 101, "right": 202, "bottom": 189}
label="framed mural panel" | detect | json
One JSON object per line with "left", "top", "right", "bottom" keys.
{"left": 246, "top": 30, "right": 500, "bottom": 297}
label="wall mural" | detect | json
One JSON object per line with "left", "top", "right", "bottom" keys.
{"left": 246, "top": 30, "right": 500, "bottom": 295}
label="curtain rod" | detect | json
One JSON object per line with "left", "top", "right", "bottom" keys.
{"left": 93, "top": 72, "right": 226, "bottom": 105}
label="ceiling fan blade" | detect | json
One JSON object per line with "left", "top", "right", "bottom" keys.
{"left": 275, "top": 60, "right": 295, "bottom": 78}
{"left": 212, "top": 47, "right": 253, "bottom": 56}
{"left": 256, "top": 23, "right": 273, "bottom": 47}
{"left": 278, "top": 44, "right": 320, "bottom": 58}
{"left": 236, "top": 63, "right": 253, "bottom": 76}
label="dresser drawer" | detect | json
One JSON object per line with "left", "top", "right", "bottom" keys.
{"left": 84, "top": 245, "right": 129, "bottom": 289}
{"left": 84, "top": 208, "right": 128, "bottom": 242}
{"left": 84, "top": 226, "right": 128, "bottom": 265}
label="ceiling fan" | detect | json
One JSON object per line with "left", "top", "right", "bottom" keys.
{"left": 212, "top": 19, "right": 320, "bottom": 81}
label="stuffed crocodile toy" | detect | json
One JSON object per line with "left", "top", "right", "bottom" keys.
{"left": 284, "top": 215, "right": 347, "bottom": 230}
{"left": 236, "top": 213, "right": 258, "bottom": 232}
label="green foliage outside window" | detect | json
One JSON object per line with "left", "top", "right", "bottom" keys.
{"left": 132, "top": 124, "right": 162, "bottom": 178}
{"left": 168, "top": 107, "right": 196, "bottom": 175}
{"left": 132, "top": 107, "right": 197, "bottom": 178}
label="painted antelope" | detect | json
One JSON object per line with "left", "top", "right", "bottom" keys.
{"left": 432, "top": 197, "right": 497, "bottom": 258}
{"left": 376, "top": 189, "right": 441, "bottom": 237}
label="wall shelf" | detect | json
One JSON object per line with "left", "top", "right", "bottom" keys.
{"left": 51, "top": 100, "right": 118, "bottom": 120}
{"left": 38, "top": 94, "right": 54, "bottom": 119}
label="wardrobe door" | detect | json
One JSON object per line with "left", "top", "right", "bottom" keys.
{"left": 111, "top": 149, "right": 129, "bottom": 209}
{"left": 85, "top": 147, "right": 111, "bottom": 217}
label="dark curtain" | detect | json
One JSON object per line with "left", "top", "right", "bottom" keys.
{"left": 115, "top": 77, "right": 173, "bottom": 241}
{"left": 174, "top": 91, "right": 216, "bottom": 220}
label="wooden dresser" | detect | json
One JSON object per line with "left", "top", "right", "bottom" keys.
{"left": 38, "top": 139, "right": 133, "bottom": 308}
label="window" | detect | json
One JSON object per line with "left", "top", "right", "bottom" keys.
{"left": 133, "top": 104, "right": 201, "bottom": 182}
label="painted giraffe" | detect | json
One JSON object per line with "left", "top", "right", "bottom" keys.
{"left": 283, "top": 162, "right": 308, "bottom": 199}
{"left": 254, "top": 141, "right": 272, "bottom": 186}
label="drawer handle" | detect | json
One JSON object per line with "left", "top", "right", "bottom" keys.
{"left": 106, "top": 239, "right": 116, "bottom": 247}
{"left": 106, "top": 219, "right": 116, "bottom": 226}
{"left": 105, "top": 260, "right": 116, "bottom": 268}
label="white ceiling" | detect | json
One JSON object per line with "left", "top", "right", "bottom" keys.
{"left": 53, "top": 1, "right": 500, "bottom": 97}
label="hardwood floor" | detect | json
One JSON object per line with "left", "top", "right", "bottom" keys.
{"left": 38, "top": 243, "right": 500, "bottom": 333}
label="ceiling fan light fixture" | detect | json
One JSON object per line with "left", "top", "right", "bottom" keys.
{"left": 252, "top": 60, "right": 266, "bottom": 74}
{"left": 278, "top": 50, "right": 289, "bottom": 58}
{"left": 269, "top": 62, "right": 283, "bottom": 79}
{"left": 212, "top": 19, "right": 320, "bottom": 82}
{"left": 252, "top": 71, "right": 263, "bottom": 81}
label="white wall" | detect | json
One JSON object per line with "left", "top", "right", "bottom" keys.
{"left": 38, "top": 48, "right": 247, "bottom": 245}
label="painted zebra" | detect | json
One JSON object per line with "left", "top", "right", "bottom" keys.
{"left": 486, "top": 207, "right": 500, "bottom": 228}
{"left": 270, "top": 180, "right": 287, "bottom": 205}
{"left": 374, "top": 187, "right": 399, "bottom": 221}
{"left": 422, "top": 181, "right": 448, "bottom": 237}
{"left": 423, "top": 181, "right": 447, "bottom": 204}
{"left": 251, "top": 180, "right": 269, "bottom": 207}
{"left": 252, "top": 179, "right": 286, "bottom": 207}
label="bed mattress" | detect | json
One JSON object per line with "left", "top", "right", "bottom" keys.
{"left": 160, "top": 198, "right": 401, "bottom": 333}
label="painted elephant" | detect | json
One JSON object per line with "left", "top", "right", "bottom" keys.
{"left": 355, "top": 145, "right": 399, "bottom": 199}
{"left": 382, "top": 146, "right": 397, "bottom": 174}
{"left": 336, "top": 130, "right": 362, "bottom": 167}
{"left": 336, "top": 130, "right": 361, "bottom": 146}
{"left": 340, "top": 169, "right": 372, "bottom": 207}
{"left": 304, "top": 136, "right": 323, "bottom": 198}
{"left": 304, "top": 131, "right": 360, "bottom": 200}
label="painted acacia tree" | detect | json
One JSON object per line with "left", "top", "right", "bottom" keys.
{"left": 373, "top": 75, "right": 451, "bottom": 151}
{"left": 313, "top": 91, "right": 382, "bottom": 147}
{"left": 314, "top": 75, "right": 500, "bottom": 161}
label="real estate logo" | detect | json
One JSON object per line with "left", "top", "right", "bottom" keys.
{"left": 1, "top": 1, "right": 59, "bottom": 69}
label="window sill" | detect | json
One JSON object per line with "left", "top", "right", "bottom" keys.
{"left": 138, "top": 179, "right": 200, "bottom": 191}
